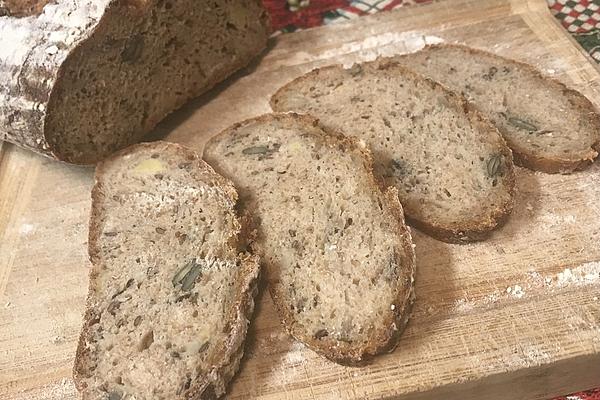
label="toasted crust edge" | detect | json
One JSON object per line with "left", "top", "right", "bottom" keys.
{"left": 399, "top": 43, "right": 600, "bottom": 174}
{"left": 204, "top": 112, "right": 417, "bottom": 365}
{"left": 73, "top": 141, "right": 260, "bottom": 400}
{"left": 269, "top": 62, "right": 517, "bottom": 244}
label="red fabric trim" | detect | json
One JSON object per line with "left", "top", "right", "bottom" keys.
{"left": 262, "top": 0, "right": 348, "bottom": 30}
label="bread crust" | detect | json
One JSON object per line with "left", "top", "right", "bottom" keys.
{"left": 205, "top": 113, "right": 417, "bottom": 365}
{"left": 74, "top": 141, "right": 260, "bottom": 400}
{"left": 270, "top": 62, "right": 517, "bottom": 244}
{"left": 399, "top": 43, "right": 600, "bottom": 174}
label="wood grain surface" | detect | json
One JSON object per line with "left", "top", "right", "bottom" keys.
{"left": 1, "top": 0, "right": 599, "bottom": 399}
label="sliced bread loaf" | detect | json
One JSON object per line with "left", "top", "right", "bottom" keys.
{"left": 0, "top": 0, "right": 270, "bottom": 164}
{"left": 270, "top": 61, "right": 516, "bottom": 243}
{"left": 393, "top": 44, "right": 600, "bottom": 173}
{"left": 74, "top": 141, "right": 259, "bottom": 400}
{"left": 204, "top": 113, "right": 416, "bottom": 365}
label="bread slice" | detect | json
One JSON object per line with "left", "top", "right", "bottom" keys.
{"left": 392, "top": 44, "right": 600, "bottom": 173}
{"left": 204, "top": 113, "right": 416, "bottom": 365}
{"left": 270, "top": 60, "right": 516, "bottom": 243}
{"left": 74, "top": 141, "right": 259, "bottom": 400}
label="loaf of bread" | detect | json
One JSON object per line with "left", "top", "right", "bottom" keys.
{"left": 393, "top": 44, "right": 600, "bottom": 173}
{"left": 74, "top": 142, "right": 260, "bottom": 399}
{"left": 204, "top": 113, "right": 416, "bottom": 365}
{"left": 0, "top": 0, "right": 269, "bottom": 164}
{"left": 271, "top": 60, "right": 516, "bottom": 243}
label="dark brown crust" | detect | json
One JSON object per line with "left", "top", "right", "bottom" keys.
{"left": 74, "top": 141, "right": 260, "bottom": 399}
{"left": 204, "top": 113, "right": 417, "bottom": 365}
{"left": 399, "top": 43, "right": 600, "bottom": 174}
{"left": 270, "top": 62, "right": 517, "bottom": 244}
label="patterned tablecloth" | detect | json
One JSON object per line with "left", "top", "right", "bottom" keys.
{"left": 260, "top": 1, "right": 600, "bottom": 400}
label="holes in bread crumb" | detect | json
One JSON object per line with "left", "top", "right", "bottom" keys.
{"left": 344, "top": 217, "right": 353, "bottom": 229}
{"left": 312, "top": 295, "right": 320, "bottom": 308}
{"left": 314, "top": 329, "right": 329, "bottom": 339}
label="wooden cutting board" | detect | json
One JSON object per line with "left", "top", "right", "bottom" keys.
{"left": 1, "top": 0, "right": 599, "bottom": 399}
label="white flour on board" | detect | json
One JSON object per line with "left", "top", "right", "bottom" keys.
{"left": 506, "top": 284, "right": 525, "bottom": 299}
{"left": 451, "top": 262, "right": 600, "bottom": 314}
{"left": 317, "top": 31, "right": 444, "bottom": 66}
{"left": 538, "top": 212, "right": 577, "bottom": 227}
{"left": 495, "top": 342, "right": 552, "bottom": 370}
{"left": 284, "top": 341, "right": 307, "bottom": 365}
{"left": 13, "top": 378, "right": 76, "bottom": 400}
{"left": 19, "top": 223, "right": 35, "bottom": 236}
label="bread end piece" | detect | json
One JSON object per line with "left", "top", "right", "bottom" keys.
{"left": 74, "top": 141, "right": 259, "bottom": 399}
{"left": 43, "top": 1, "right": 270, "bottom": 164}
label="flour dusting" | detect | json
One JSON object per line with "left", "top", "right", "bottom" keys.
{"left": 19, "top": 223, "right": 35, "bottom": 236}
{"left": 506, "top": 284, "right": 525, "bottom": 299}
{"left": 453, "top": 298, "right": 474, "bottom": 313}
{"left": 14, "top": 378, "right": 76, "bottom": 400}
{"left": 451, "top": 262, "right": 600, "bottom": 315}
{"left": 555, "top": 263, "right": 600, "bottom": 287}
{"left": 317, "top": 31, "right": 444, "bottom": 66}
{"left": 284, "top": 341, "right": 307, "bottom": 365}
